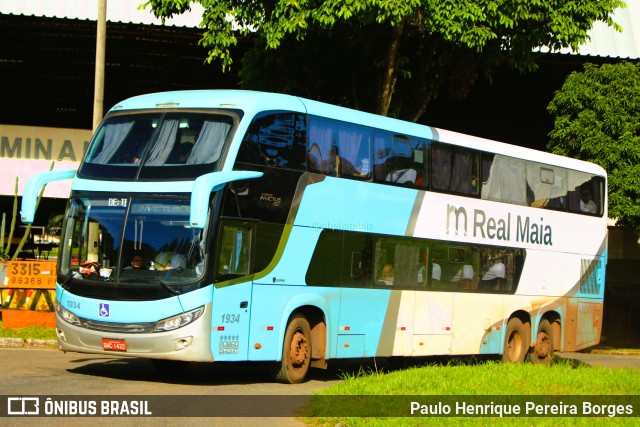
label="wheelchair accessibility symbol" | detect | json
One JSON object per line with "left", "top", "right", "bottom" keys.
{"left": 99, "top": 303, "right": 110, "bottom": 318}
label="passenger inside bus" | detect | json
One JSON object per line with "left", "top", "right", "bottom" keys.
{"left": 153, "top": 252, "right": 186, "bottom": 272}
{"left": 580, "top": 189, "right": 597, "bottom": 213}
{"left": 451, "top": 264, "right": 475, "bottom": 285}
{"left": 378, "top": 264, "right": 394, "bottom": 286}
{"left": 385, "top": 156, "right": 417, "bottom": 185}
{"left": 481, "top": 261, "right": 506, "bottom": 291}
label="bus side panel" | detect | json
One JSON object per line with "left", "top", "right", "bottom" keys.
{"left": 210, "top": 281, "right": 253, "bottom": 361}
{"left": 262, "top": 226, "right": 323, "bottom": 286}
{"left": 392, "top": 290, "right": 415, "bottom": 356}
{"left": 337, "top": 288, "right": 396, "bottom": 358}
{"left": 247, "top": 284, "right": 338, "bottom": 362}
{"left": 515, "top": 249, "right": 564, "bottom": 297}
{"left": 412, "top": 291, "right": 452, "bottom": 356}
{"left": 292, "top": 177, "right": 418, "bottom": 235}
{"left": 562, "top": 252, "right": 606, "bottom": 351}
{"left": 450, "top": 293, "right": 504, "bottom": 355}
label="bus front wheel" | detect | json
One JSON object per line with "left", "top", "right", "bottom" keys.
{"left": 502, "top": 317, "right": 529, "bottom": 363}
{"left": 531, "top": 319, "right": 554, "bottom": 365}
{"left": 272, "top": 314, "right": 311, "bottom": 384}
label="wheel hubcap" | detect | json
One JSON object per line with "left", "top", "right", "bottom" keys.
{"left": 289, "top": 331, "right": 308, "bottom": 367}
{"left": 536, "top": 331, "right": 550, "bottom": 359}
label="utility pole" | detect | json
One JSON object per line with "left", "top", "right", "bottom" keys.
{"left": 92, "top": 0, "right": 107, "bottom": 132}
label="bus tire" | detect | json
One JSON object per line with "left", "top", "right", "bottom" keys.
{"left": 272, "top": 314, "right": 311, "bottom": 384}
{"left": 531, "top": 319, "right": 554, "bottom": 365}
{"left": 502, "top": 317, "right": 529, "bottom": 363}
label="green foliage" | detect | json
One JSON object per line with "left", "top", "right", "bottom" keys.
{"left": 0, "top": 321, "right": 56, "bottom": 340}
{"left": 547, "top": 62, "right": 640, "bottom": 233}
{"left": 144, "top": 0, "right": 623, "bottom": 121}
{"left": 1, "top": 163, "right": 55, "bottom": 260}
{"left": 146, "top": 0, "right": 622, "bottom": 69}
{"left": 0, "top": 177, "right": 21, "bottom": 261}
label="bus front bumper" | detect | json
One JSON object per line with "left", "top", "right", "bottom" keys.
{"left": 55, "top": 304, "right": 214, "bottom": 362}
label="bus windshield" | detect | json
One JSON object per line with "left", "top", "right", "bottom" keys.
{"left": 79, "top": 112, "right": 235, "bottom": 180}
{"left": 59, "top": 197, "right": 205, "bottom": 286}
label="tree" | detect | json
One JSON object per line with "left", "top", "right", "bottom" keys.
{"left": 144, "top": 0, "right": 622, "bottom": 121}
{"left": 547, "top": 62, "right": 640, "bottom": 234}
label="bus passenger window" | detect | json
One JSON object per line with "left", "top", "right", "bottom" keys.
{"left": 567, "top": 173, "right": 603, "bottom": 216}
{"left": 480, "top": 154, "right": 527, "bottom": 205}
{"left": 306, "top": 230, "right": 344, "bottom": 287}
{"left": 525, "top": 164, "right": 569, "bottom": 209}
{"left": 374, "top": 133, "right": 429, "bottom": 188}
{"left": 431, "top": 144, "right": 479, "bottom": 195}
{"left": 307, "top": 116, "right": 371, "bottom": 179}
{"left": 480, "top": 250, "right": 507, "bottom": 292}
{"left": 445, "top": 246, "right": 479, "bottom": 290}
{"left": 237, "top": 113, "right": 306, "bottom": 170}
{"left": 373, "top": 238, "right": 423, "bottom": 288}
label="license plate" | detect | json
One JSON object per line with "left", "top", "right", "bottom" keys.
{"left": 102, "top": 338, "right": 127, "bottom": 352}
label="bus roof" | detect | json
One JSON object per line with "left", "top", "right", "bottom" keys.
{"left": 109, "top": 90, "right": 606, "bottom": 177}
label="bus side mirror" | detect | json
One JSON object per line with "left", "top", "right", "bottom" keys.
{"left": 21, "top": 169, "right": 77, "bottom": 224}
{"left": 189, "top": 170, "right": 263, "bottom": 229}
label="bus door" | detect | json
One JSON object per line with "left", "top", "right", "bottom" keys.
{"left": 210, "top": 219, "right": 256, "bottom": 361}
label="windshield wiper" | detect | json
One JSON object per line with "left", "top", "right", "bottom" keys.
{"left": 156, "top": 279, "right": 180, "bottom": 296}
{"left": 117, "top": 276, "right": 180, "bottom": 295}
{"left": 59, "top": 271, "right": 84, "bottom": 290}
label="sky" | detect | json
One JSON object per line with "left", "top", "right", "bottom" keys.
{"left": 0, "top": 0, "right": 204, "bottom": 27}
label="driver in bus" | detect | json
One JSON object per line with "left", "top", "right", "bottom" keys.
{"left": 124, "top": 254, "right": 146, "bottom": 270}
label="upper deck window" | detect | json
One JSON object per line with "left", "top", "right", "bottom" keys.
{"left": 80, "top": 112, "right": 235, "bottom": 180}
{"left": 307, "top": 116, "right": 372, "bottom": 179}
{"left": 235, "top": 112, "right": 307, "bottom": 170}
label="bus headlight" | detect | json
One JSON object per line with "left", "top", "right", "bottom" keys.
{"left": 154, "top": 306, "right": 204, "bottom": 332}
{"left": 56, "top": 304, "right": 81, "bottom": 326}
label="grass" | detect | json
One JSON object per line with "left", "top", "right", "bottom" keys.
{"left": 0, "top": 319, "right": 56, "bottom": 340}
{"left": 303, "top": 359, "right": 640, "bottom": 426}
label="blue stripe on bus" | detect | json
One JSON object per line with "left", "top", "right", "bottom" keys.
{"left": 72, "top": 177, "right": 192, "bottom": 193}
{"left": 111, "top": 90, "right": 307, "bottom": 114}
{"left": 57, "top": 284, "right": 212, "bottom": 322}
{"left": 293, "top": 177, "right": 419, "bottom": 236}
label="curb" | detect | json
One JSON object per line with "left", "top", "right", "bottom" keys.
{"left": 0, "top": 337, "right": 57, "bottom": 348}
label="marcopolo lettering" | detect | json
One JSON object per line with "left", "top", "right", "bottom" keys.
{"left": 447, "top": 204, "right": 553, "bottom": 246}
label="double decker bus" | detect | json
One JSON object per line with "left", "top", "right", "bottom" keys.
{"left": 21, "top": 90, "right": 607, "bottom": 383}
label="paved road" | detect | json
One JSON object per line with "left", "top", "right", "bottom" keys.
{"left": 0, "top": 347, "right": 342, "bottom": 427}
{"left": 1, "top": 347, "right": 638, "bottom": 426}
{"left": 557, "top": 351, "right": 640, "bottom": 369}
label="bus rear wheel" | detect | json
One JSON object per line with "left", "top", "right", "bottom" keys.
{"left": 272, "top": 314, "right": 311, "bottom": 384}
{"left": 531, "top": 319, "right": 554, "bottom": 365}
{"left": 502, "top": 317, "right": 529, "bottom": 363}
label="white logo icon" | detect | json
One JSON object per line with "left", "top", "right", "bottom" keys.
{"left": 7, "top": 397, "right": 40, "bottom": 415}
